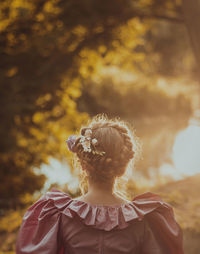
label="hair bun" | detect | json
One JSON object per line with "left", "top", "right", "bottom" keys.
{"left": 74, "top": 114, "right": 137, "bottom": 183}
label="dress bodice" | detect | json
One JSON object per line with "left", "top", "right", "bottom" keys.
{"left": 16, "top": 188, "right": 184, "bottom": 254}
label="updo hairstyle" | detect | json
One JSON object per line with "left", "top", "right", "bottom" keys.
{"left": 73, "top": 115, "right": 135, "bottom": 183}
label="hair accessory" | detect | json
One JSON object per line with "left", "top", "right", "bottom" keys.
{"left": 84, "top": 129, "right": 92, "bottom": 137}
{"left": 91, "top": 138, "right": 97, "bottom": 145}
{"left": 79, "top": 128, "right": 99, "bottom": 153}
{"left": 66, "top": 129, "right": 105, "bottom": 156}
{"left": 79, "top": 136, "right": 92, "bottom": 152}
{"left": 66, "top": 135, "right": 77, "bottom": 152}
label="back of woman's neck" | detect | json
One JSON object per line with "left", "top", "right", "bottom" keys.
{"left": 80, "top": 190, "right": 127, "bottom": 205}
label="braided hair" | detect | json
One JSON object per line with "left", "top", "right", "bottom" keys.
{"left": 73, "top": 114, "right": 136, "bottom": 184}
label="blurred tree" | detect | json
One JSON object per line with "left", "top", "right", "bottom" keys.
{"left": 0, "top": 0, "right": 196, "bottom": 210}
{"left": 182, "top": 0, "right": 200, "bottom": 77}
{"left": 0, "top": 2, "right": 199, "bottom": 252}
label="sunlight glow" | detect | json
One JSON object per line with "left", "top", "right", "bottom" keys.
{"left": 35, "top": 158, "right": 79, "bottom": 193}
{"left": 160, "top": 123, "right": 200, "bottom": 179}
{"left": 36, "top": 124, "right": 200, "bottom": 189}
{"left": 172, "top": 125, "right": 200, "bottom": 176}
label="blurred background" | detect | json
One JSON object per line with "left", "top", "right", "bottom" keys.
{"left": 0, "top": 0, "right": 200, "bottom": 253}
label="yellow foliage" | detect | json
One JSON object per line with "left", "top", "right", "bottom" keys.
{"left": 52, "top": 105, "right": 63, "bottom": 117}
{"left": 6, "top": 67, "right": 18, "bottom": 77}
{"left": 17, "top": 137, "right": 28, "bottom": 148}
{"left": 36, "top": 93, "right": 52, "bottom": 107}
{"left": 46, "top": 23, "right": 54, "bottom": 32}
{"left": 32, "top": 112, "right": 44, "bottom": 124}
{"left": 19, "top": 193, "right": 36, "bottom": 204}
{"left": 0, "top": 19, "right": 10, "bottom": 32}
{"left": 93, "top": 26, "right": 104, "bottom": 34}
{"left": 78, "top": 49, "right": 105, "bottom": 78}
{"left": 139, "top": 0, "right": 154, "bottom": 7}
{"left": 0, "top": 252, "right": 15, "bottom": 254}
{"left": 9, "top": 0, "right": 34, "bottom": 19}
{"left": 43, "top": 0, "right": 61, "bottom": 14}
{"left": 7, "top": 33, "right": 16, "bottom": 47}
{"left": 72, "top": 25, "right": 87, "bottom": 37}
{"left": 98, "top": 45, "right": 107, "bottom": 54}
{"left": 29, "top": 127, "right": 46, "bottom": 141}
{"left": 65, "top": 86, "right": 81, "bottom": 99}
{"left": 76, "top": 16, "right": 148, "bottom": 80}
{"left": 67, "top": 41, "right": 80, "bottom": 52}
{"left": 36, "top": 13, "right": 45, "bottom": 22}
{"left": 0, "top": 210, "right": 23, "bottom": 233}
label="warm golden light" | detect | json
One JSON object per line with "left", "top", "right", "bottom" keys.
{"left": 35, "top": 159, "right": 79, "bottom": 193}
{"left": 172, "top": 125, "right": 200, "bottom": 176}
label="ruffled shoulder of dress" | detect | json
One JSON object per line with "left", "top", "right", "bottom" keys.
{"left": 24, "top": 188, "right": 176, "bottom": 231}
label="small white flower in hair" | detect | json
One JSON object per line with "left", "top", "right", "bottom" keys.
{"left": 79, "top": 135, "right": 91, "bottom": 152}
{"left": 80, "top": 136, "right": 85, "bottom": 143}
{"left": 91, "top": 138, "right": 97, "bottom": 145}
{"left": 85, "top": 129, "right": 92, "bottom": 137}
{"left": 79, "top": 129, "right": 105, "bottom": 156}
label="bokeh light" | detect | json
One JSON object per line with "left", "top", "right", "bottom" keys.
{"left": 172, "top": 125, "right": 200, "bottom": 176}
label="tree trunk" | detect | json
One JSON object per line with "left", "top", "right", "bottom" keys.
{"left": 182, "top": 0, "right": 200, "bottom": 72}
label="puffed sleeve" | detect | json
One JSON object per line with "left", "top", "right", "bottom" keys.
{"left": 141, "top": 218, "right": 168, "bottom": 254}
{"left": 16, "top": 192, "right": 64, "bottom": 254}
{"left": 132, "top": 192, "right": 184, "bottom": 254}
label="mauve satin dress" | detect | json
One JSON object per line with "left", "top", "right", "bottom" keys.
{"left": 16, "top": 188, "right": 184, "bottom": 254}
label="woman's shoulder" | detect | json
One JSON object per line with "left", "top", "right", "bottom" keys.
{"left": 22, "top": 188, "right": 72, "bottom": 222}
{"left": 17, "top": 189, "right": 183, "bottom": 253}
{"left": 23, "top": 188, "right": 176, "bottom": 231}
{"left": 40, "top": 189, "right": 173, "bottom": 225}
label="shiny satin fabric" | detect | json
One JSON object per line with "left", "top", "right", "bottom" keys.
{"left": 16, "top": 189, "right": 184, "bottom": 254}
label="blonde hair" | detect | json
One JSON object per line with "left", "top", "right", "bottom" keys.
{"left": 73, "top": 114, "right": 138, "bottom": 194}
